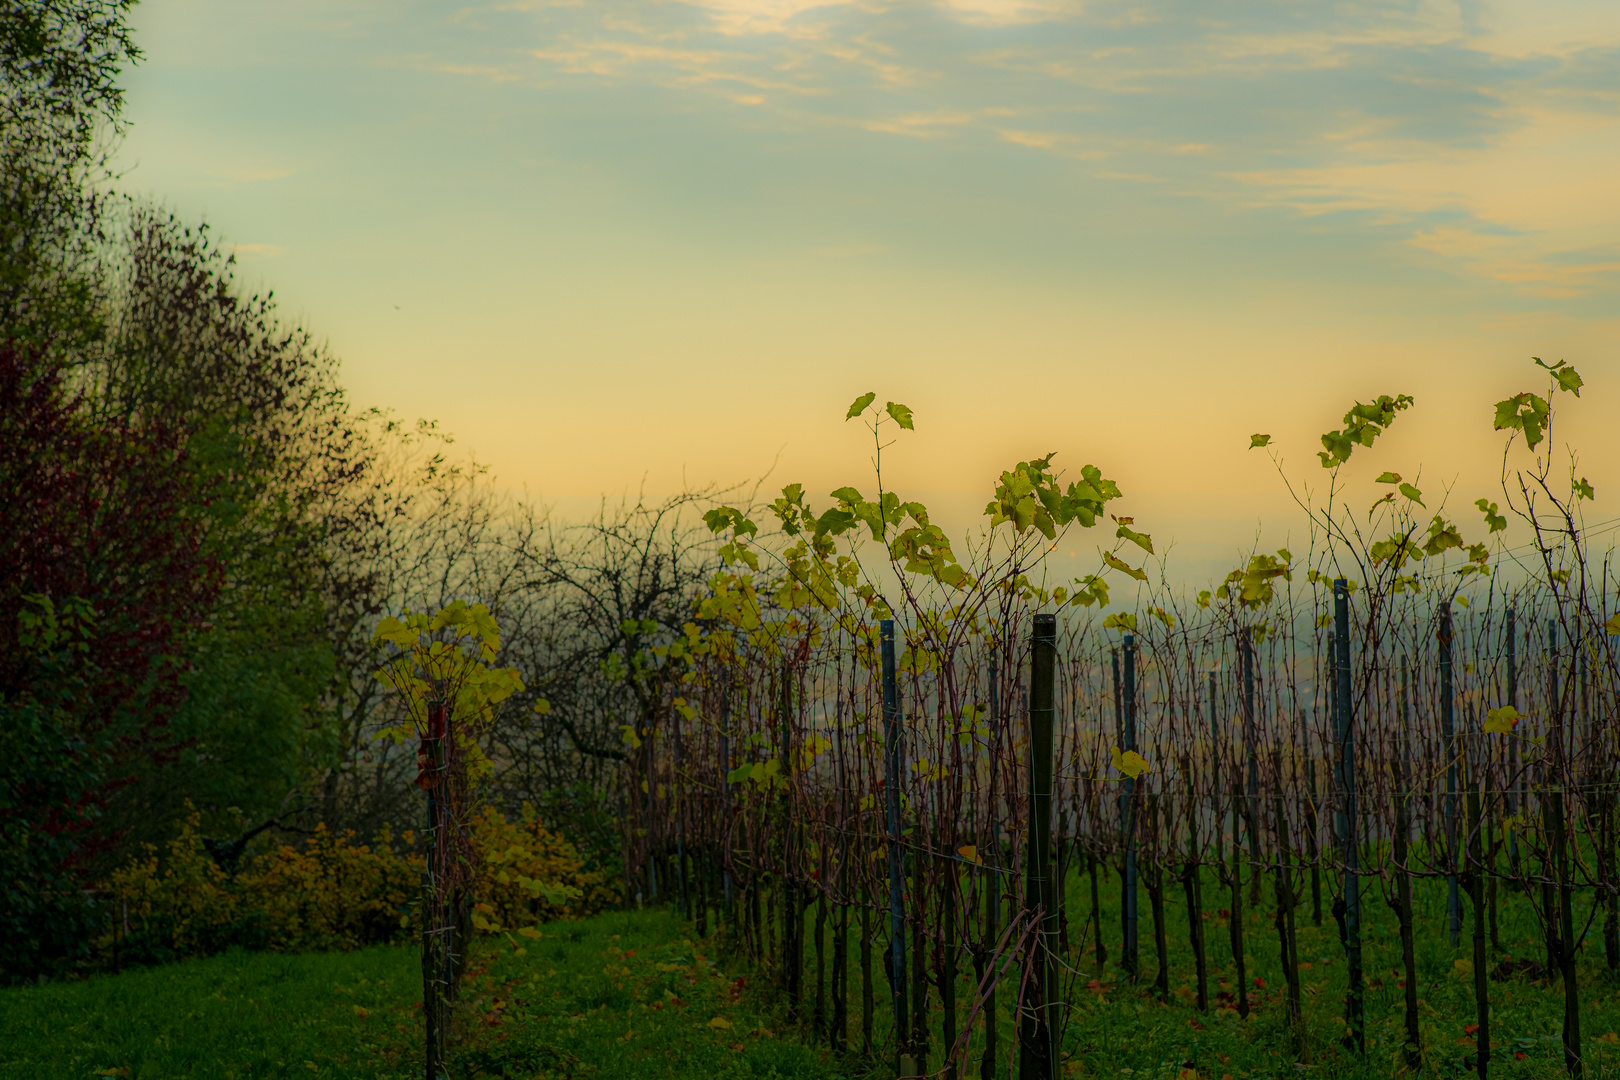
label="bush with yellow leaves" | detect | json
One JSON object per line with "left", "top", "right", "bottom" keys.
{"left": 98, "top": 805, "right": 615, "bottom": 967}
{"left": 466, "top": 803, "right": 618, "bottom": 934}
{"left": 100, "top": 812, "right": 421, "bottom": 965}
{"left": 237, "top": 822, "right": 421, "bottom": 952}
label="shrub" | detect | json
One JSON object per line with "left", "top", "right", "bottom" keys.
{"left": 99, "top": 812, "right": 420, "bottom": 965}
{"left": 468, "top": 803, "right": 618, "bottom": 935}
{"left": 235, "top": 823, "right": 420, "bottom": 952}
{"left": 97, "top": 805, "right": 617, "bottom": 968}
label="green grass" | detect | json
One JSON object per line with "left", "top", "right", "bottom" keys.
{"left": 723, "top": 863, "right": 1620, "bottom": 1080}
{"left": 0, "top": 909, "right": 844, "bottom": 1080}
{"left": 10, "top": 875, "right": 1620, "bottom": 1080}
{"left": 896, "top": 863, "right": 1620, "bottom": 1079}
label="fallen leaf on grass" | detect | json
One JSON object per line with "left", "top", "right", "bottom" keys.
{"left": 708, "top": 1016, "right": 733, "bottom": 1029}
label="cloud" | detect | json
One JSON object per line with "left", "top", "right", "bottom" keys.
{"left": 862, "top": 108, "right": 983, "bottom": 137}
{"left": 1227, "top": 104, "right": 1620, "bottom": 296}
{"left": 673, "top": 0, "right": 860, "bottom": 35}
{"left": 937, "top": 0, "right": 1080, "bottom": 27}
{"left": 405, "top": 0, "right": 1620, "bottom": 298}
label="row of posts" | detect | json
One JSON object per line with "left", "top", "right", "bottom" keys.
{"left": 702, "top": 579, "right": 1378, "bottom": 1079}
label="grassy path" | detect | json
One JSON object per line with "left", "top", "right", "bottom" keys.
{"left": 13, "top": 884, "right": 1620, "bottom": 1080}
{"left": 0, "top": 909, "right": 843, "bottom": 1080}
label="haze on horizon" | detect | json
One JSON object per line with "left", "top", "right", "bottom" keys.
{"left": 116, "top": 0, "right": 1619, "bottom": 583}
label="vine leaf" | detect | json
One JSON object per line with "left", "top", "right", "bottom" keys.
{"left": 1483, "top": 706, "right": 1520, "bottom": 735}
{"left": 1102, "top": 551, "right": 1148, "bottom": 581}
{"left": 1111, "top": 746, "right": 1151, "bottom": 779}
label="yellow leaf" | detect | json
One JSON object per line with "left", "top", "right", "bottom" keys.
{"left": 1607, "top": 612, "right": 1620, "bottom": 636}
{"left": 1249, "top": 434, "right": 1270, "bottom": 449}
{"left": 1454, "top": 958, "right": 1473, "bottom": 975}
{"left": 1102, "top": 551, "right": 1149, "bottom": 582}
{"left": 957, "top": 845, "right": 982, "bottom": 865}
{"left": 1111, "top": 746, "right": 1150, "bottom": 779}
{"left": 1484, "top": 706, "right": 1521, "bottom": 735}
{"left": 518, "top": 926, "right": 542, "bottom": 939}
{"left": 1102, "top": 612, "right": 1137, "bottom": 633}
{"left": 708, "top": 1016, "right": 733, "bottom": 1030}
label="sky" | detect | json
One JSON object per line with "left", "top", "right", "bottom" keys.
{"left": 115, "top": 0, "right": 1619, "bottom": 582}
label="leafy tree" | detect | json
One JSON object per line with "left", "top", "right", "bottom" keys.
{"left": 0, "top": 0, "right": 139, "bottom": 346}
{"left": 0, "top": 340, "right": 220, "bottom": 979}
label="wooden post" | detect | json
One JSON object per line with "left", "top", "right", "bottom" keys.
{"left": 1467, "top": 777, "right": 1490, "bottom": 1078}
{"left": 422, "top": 688, "right": 451, "bottom": 1080}
{"left": 1506, "top": 609, "right": 1520, "bottom": 877}
{"left": 1392, "top": 664, "right": 1422, "bottom": 1071}
{"left": 1241, "top": 636, "right": 1261, "bottom": 906}
{"left": 882, "top": 620, "right": 909, "bottom": 1075}
{"left": 1443, "top": 602, "right": 1461, "bottom": 946}
{"left": 1121, "top": 633, "right": 1139, "bottom": 982}
{"left": 781, "top": 663, "right": 802, "bottom": 1017}
{"left": 1020, "top": 613, "right": 1058, "bottom": 1080}
{"left": 720, "top": 688, "right": 735, "bottom": 925}
{"left": 1332, "top": 577, "right": 1364, "bottom": 1053}
{"left": 1181, "top": 751, "right": 1208, "bottom": 1013}
{"left": 982, "top": 653, "right": 1001, "bottom": 1080}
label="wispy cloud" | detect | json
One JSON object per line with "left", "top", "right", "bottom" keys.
{"left": 398, "top": 0, "right": 1620, "bottom": 298}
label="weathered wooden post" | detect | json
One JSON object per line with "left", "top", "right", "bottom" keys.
{"left": 422, "top": 684, "right": 451, "bottom": 1080}
{"left": 977, "top": 654, "right": 1001, "bottom": 1080}
{"left": 1506, "top": 609, "right": 1520, "bottom": 876}
{"left": 1332, "top": 577, "right": 1364, "bottom": 1053}
{"left": 1020, "top": 614, "right": 1058, "bottom": 1080}
{"left": 1121, "top": 632, "right": 1139, "bottom": 982}
{"left": 781, "top": 662, "right": 801, "bottom": 1019}
{"left": 881, "top": 620, "right": 909, "bottom": 1075}
{"left": 1442, "top": 602, "right": 1461, "bottom": 946}
{"left": 675, "top": 700, "right": 689, "bottom": 922}
{"left": 720, "top": 688, "right": 734, "bottom": 925}
{"left": 1240, "top": 635, "right": 1260, "bottom": 906}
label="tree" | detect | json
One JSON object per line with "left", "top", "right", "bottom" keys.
{"left": 0, "top": 340, "right": 220, "bottom": 979}
{"left": 0, "top": 0, "right": 140, "bottom": 346}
